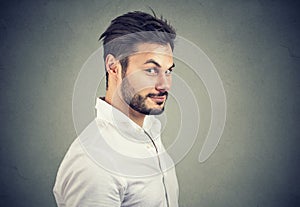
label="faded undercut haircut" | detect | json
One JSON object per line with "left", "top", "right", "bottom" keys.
{"left": 99, "top": 10, "right": 176, "bottom": 89}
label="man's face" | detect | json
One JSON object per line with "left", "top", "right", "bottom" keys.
{"left": 120, "top": 43, "right": 174, "bottom": 115}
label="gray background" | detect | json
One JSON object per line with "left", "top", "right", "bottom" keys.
{"left": 1, "top": 0, "right": 299, "bottom": 206}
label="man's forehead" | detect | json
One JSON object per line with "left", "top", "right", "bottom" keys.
{"left": 126, "top": 43, "right": 173, "bottom": 67}
{"left": 134, "top": 43, "right": 173, "bottom": 57}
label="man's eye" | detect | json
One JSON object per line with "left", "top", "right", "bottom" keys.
{"left": 145, "top": 68, "right": 158, "bottom": 75}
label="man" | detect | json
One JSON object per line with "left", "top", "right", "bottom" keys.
{"left": 53, "top": 11, "right": 178, "bottom": 207}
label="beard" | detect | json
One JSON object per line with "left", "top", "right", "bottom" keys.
{"left": 121, "top": 78, "right": 168, "bottom": 115}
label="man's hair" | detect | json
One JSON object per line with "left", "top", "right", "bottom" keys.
{"left": 99, "top": 11, "right": 176, "bottom": 89}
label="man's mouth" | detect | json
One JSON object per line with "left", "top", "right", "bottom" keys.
{"left": 149, "top": 96, "right": 166, "bottom": 102}
{"left": 147, "top": 92, "right": 168, "bottom": 103}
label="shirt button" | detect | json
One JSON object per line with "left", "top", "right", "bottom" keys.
{"left": 147, "top": 144, "right": 154, "bottom": 149}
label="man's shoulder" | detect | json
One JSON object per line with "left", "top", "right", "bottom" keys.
{"left": 56, "top": 137, "right": 115, "bottom": 179}
{"left": 53, "top": 120, "right": 124, "bottom": 195}
{"left": 58, "top": 119, "right": 107, "bottom": 170}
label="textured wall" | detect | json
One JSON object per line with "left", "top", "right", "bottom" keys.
{"left": 0, "top": 0, "right": 299, "bottom": 206}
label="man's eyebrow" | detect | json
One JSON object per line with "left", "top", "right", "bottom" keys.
{"left": 144, "top": 59, "right": 161, "bottom": 67}
{"left": 144, "top": 59, "right": 175, "bottom": 70}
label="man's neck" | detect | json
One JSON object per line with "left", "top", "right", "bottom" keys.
{"left": 104, "top": 94, "right": 145, "bottom": 128}
{"left": 128, "top": 107, "right": 145, "bottom": 128}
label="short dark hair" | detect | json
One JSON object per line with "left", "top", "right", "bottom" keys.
{"left": 99, "top": 11, "right": 176, "bottom": 89}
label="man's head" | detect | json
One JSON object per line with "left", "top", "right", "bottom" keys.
{"left": 99, "top": 11, "right": 176, "bottom": 115}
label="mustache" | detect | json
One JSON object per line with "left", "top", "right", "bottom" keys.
{"left": 147, "top": 91, "right": 168, "bottom": 98}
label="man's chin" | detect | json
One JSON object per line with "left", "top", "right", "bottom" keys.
{"left": 127, "top": 94, "right": 166, "bottom": 115}
{"left": 146, "top": 106, "right": 165, "bottom": 115}
{"left": 130, "top": 105, "right": 165, "bottom": 115}
{"left": 146, "top": 103, "right": 165, "bottom": 115}
{"left": 145, "top": 101, "right": 166, "bottom": 115}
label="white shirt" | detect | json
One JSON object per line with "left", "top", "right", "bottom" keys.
{"left": 53, "top": 98, "right": 179, "bottom": 207}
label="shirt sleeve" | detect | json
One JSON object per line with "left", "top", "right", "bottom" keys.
{"left": 53, "top": 141, "right": 126, "bottom": 207}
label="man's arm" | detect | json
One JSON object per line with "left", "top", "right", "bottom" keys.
{"left": 53, "top": 140, "right": 126, "bottom": 207}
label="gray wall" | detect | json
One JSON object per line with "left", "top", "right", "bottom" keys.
{"left": 1, "top": 0, "right": 299, "bottom": 206}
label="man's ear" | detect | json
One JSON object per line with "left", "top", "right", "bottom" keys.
{"left": 105, "top": 54, "right": 122, "bottom": 81}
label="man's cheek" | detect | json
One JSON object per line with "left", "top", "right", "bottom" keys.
{"left": 133, "top": 82, "right": 156, "bottom": 94}
{"left": 127, "top": 74, "right": 156, "bottom": 89}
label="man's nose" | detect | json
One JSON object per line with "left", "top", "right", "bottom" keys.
{"left": 155, "top": 74, "right": 171, "bottom": 92}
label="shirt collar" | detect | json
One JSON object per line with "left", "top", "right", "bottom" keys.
{"left": 95, "top": 98, "right": 161, "bottom": 142}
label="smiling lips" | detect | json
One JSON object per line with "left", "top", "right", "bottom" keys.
{"left": 149, "top": 95, "right": 166, "bottom": 102}
{"left": 147, "top": 91, "right": 168, "bottom": 104}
